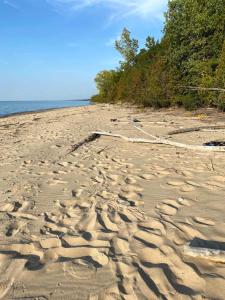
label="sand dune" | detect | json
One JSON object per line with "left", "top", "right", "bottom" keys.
{"left": 0, "top": 104, "right": 225, "bottom": 299}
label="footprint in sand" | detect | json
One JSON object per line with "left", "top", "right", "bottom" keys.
{"left": 6, "top": 219, "right": 28, "bottom": 236}
{"left": 162, "top": 199, "right": 180, "bottom": 209}
{"left": 185, "top": 180, "right": 201, "bottom": 187}
{"left": 91, "top": 176, "right": 104, "bottom": 184}
{"left": 58, "top": 161, "right": 71, "bottom": 167}
{"left": 121, "top": 184, "right": 143, "bottom": 193}
{"left": 124, "top": 176, "right": 137, "bottom": 184}
{"left": 167, "top": 180, "right": 184, "bottom": 187}
{"left": 0, "top": 202, "right": 14, "bottom": 213}
{"left": 179, "top": 170, "right": 193, "bottom": 177}
{"left": 64, "top": 260, "right": 96, "bottom": 280}
{"left": 156, "top": 170, "right": 171, "bottom": 177}
{"left": 177, "top": 197, "right": 193, "bottom": 206}
{"left": 139, "top": 174, "right": 155, "bottom": 180}
{"left": 210, "top": 175, "right": 225, "bottom": 182}
{"left": 138, "top": 246, "right": 205, "bottom": 295}
{"left": 0, "top": 259, "right": 27, "bottom": 300}
{"left": 193, "top": 216, "right": 215, "bottom": 226}
{"left": 119, "top": 191, "right": 141, "bottom": 203}
{"left": 0, "top": 163, "right": 215, "bottom": 300}
{"left": 156, "top": 204, "right": 178, "bottom": 216}
{"left": 98, "top": 211, "right": 119, "bottom": 232}
{"left": 89, "top": 284, "right": 122, "bottom": 300}
{"left": 139, "top": 219, "right": 166, "bottom": 235}
{"left": 156, "top": 199, "right": 180, "bottom": 216}
{"left": 98, "top": 190, "right": 114, "bottom": 200}
{"left": 48, "top": 178, "right": 67, "bottom": 186}
{"left": 176, "top": 223, "right": 205, "bottom": 240}
{"left": 205, "top": 181, "right": 224, "bottom": 189}
{"left": 107, "top": 174, "right": 120, "bottom": 182}
{"left": 179, "top": 184, "right": 195, "bottom": 192}
{"left": 134, "top": 230, "right": 164, "bottom": 248}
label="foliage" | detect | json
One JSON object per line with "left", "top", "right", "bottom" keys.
{"left": 115, "top": 28, "right": 139, "bottom": 70}
{"left": 93, "top": 70, "right": 120, "bottom": 103}
{"left": 91, "top": 0, "right": 225, "bottom": 111}
{"left": 216, "top": 40, "right": 225, "bottom": 88}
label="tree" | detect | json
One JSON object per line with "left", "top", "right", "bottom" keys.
{"left": 115, "top": 28, "right": 139, "bottom": 69}
{"left": 164, "top": 0, "right": 225, "bottom": 86}
{"left": 92, "top": 0, "right": 225, "bottom": 111}
{"left": 145, "top": 36, "right": 156, "bottom": 51}
{"left": 216, "top": 40, "right": 225, "bottom": 88}
{"left": 215, "top": 40, "right": 225, "bottom": 110}
{"left": 92, "top": 70, "right": 120, "bottom": 103}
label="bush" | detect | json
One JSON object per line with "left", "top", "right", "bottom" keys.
{"left": 216, "top": 93, "right": 225, "bottom": 111}
{"left": 142, "top": 98, "right": 171, "bottom": 108}
{"left": 179, "top": 93, "right": 203, "bottom": 111}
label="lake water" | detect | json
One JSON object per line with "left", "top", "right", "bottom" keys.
{"left": 0, "top": 100, "right": 90, "bottom": 117}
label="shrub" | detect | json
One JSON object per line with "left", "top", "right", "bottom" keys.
{"left": 216, "top": 93, "right": 225, "bottom": 111}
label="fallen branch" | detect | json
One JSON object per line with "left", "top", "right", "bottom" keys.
{"left": 93, "top": 131, "right": 225, "bottom": 152}
{"left": 184, "top": 243, "right": 225, "bottom": 264}
{"left": 178, "top": 86, "right": 225, "bottom": 93}
{"left": 131, "top": 121, "right": 159, "bottom": 139}
{"left": 168, "top": 125, "right": 225, "bottom": 135}
{"left": 67, "top": 133, "right": 100, "bottom": 155}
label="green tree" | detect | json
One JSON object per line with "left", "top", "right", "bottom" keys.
{"left": 115, "top": 28, "right": 139, "bottom": 69}
{"left": 92, "top": 70, "right": 120, "bottom": 103}
{"left": 92, "top": 1, "right": 225, "bottom": 111}
{"left": 216, "top": 40, "right": 225, "bottom": 88}
{"left": 215, "top": 40, "right": 225, "bottom": 110}
{"left": 164, "top": 0, "right": 225, "bottom": 86}
{"left": 145, "top": 36, "right": 156, "bottom": 51}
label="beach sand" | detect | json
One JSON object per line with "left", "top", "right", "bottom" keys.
{"left": 0, "top": 104, "right": 225, "bottom": 299}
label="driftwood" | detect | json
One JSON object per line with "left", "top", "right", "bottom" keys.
{"left": 93, "top": 131, "right": 225, "bottom": 152}
{"left": 67, "top": 133, "right": 100, "bottom": 154}
{"left": 132, "top": 121, "right": 225, "bottom": 151}
{"left": 179, "top": 86, "right": 225, "bottom": 93}
{"left": 168, "top": 125, "right": 225, "bottom": 135}
{"left": 184, "top": 244, "right": 225, "bottom": 263}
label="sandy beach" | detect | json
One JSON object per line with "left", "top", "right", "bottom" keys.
{"left": 0, "top": 104, "right": 225, "bottom": 300}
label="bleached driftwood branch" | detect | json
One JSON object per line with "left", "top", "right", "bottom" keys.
{"left": 168, "top": 125, "right": 225, "bottom": 135}
{"left": 184, "top": 244, "right": 225, "bottom": 263}
{"left": 92, "top": 131, "right": 225, "bottom": 152}
{"left": 179, "top": 86, "right": 225, "bottom": 93}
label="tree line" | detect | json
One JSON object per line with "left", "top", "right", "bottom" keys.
{"left": 91, "top": 0, "right": 225, "bottom": 111}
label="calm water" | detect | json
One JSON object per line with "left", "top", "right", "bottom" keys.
{"left": 0, "top": 100, "right": 90, "bottom": 117}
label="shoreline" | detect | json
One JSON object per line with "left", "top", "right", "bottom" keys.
{"left": 0, "top": 101, "right": 92, "bottom": 119}
{"left": 0, "top": 104, "right": 224, "bottom": 299}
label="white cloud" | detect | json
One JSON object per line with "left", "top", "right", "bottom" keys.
{"left": 47, "top": 0, "right": 167, "bottom": 20}
{"left": 2, "top": 0, "right": 19, "bottom": 9}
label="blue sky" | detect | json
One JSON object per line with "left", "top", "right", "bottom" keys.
{"left": 0, "top": 0, "right": 168, "bottom": 100}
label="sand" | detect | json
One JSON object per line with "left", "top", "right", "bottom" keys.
{"left": 0, "top": 104, "right": 225, "bottom": 299}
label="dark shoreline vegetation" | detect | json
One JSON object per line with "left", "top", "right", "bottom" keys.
{"left": 92, "top": 0, "right": 225, "bottom": 111}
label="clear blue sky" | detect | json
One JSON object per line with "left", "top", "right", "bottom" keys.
{"left": 0, "top": 0, "right": 168, "bottom": 100}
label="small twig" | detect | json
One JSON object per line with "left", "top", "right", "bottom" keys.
{"left": 97, "top": 145, "right": 111, "bottom": 155}
{"left": 210, "top": 158, "right": 215, "bottom": 172}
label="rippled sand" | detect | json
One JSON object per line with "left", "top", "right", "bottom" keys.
{"left": 0, "top": 104, "right": 225, "bottom": 299}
